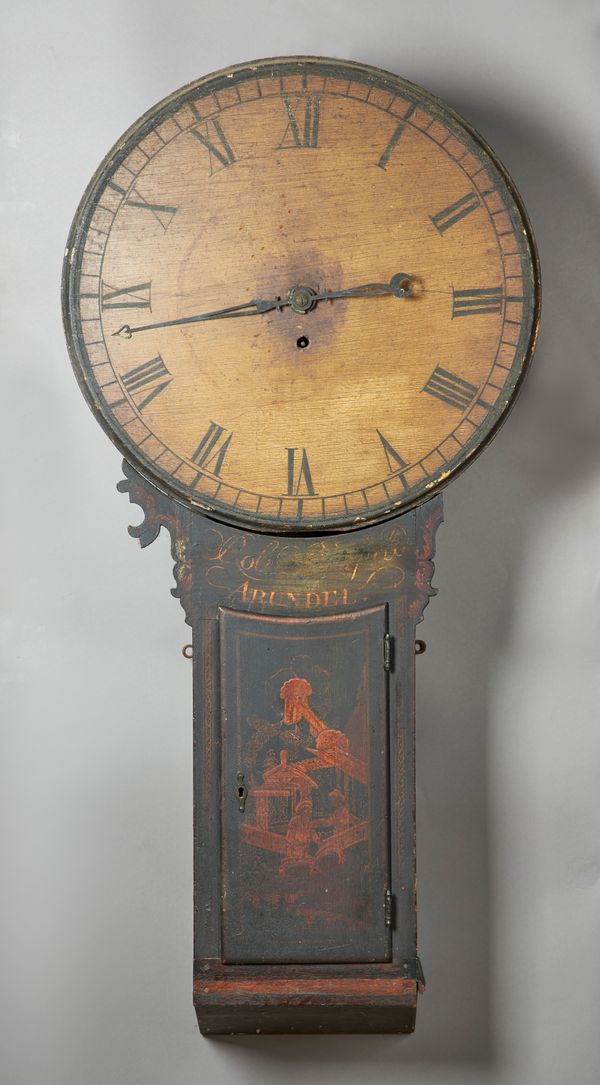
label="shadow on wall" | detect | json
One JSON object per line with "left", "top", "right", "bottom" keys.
{"left": 203, "top": 82, "right": 600, "bottom": 1073}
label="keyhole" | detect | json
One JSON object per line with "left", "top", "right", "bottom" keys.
{"left": 296, "top": 335, "right": 310, "bottom": 350}
{"left": 236, "top": 771, "right": 248, "bottom": 812}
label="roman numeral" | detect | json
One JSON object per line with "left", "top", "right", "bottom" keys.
{"left": 125, "top": 187, "right": 177, "bottom": 231}
{"left": 431, "top": 192, "right": 480, "bottom": 234}
{"left": 376, "top": 104, "right": 415, "bottom": 168}
{"left": 452, "top": 286, "right": 503, "bottom": 317}
{"left": 286, "top": 447, "right": 316, "bottom": 495}
{"left": 122, "top": 355, "right": 172, "bottom": 411}
{"left": 423, "top": 366, "right": 478, "bottom": 411}
{"left": 191, "top": 422, "right": 233, "bottom": 477}
{"left": 279, "top": 94, "right": 320, "bottom": 148}
{"left": 376, "top": 430, "right": 407, "bottom": 474}
{"left": 190, "top": 117, "right": 236, "bottom": 171}
{"left": 101, "top": 281, "right": 151, "bottom": 309}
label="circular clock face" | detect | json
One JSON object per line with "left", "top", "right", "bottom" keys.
{"left": 63, "top": 56, "right": 539, "bottom": 533}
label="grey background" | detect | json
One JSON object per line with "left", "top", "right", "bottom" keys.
{"left": 2, "top": 1, "right": 600, "bottom": 1082}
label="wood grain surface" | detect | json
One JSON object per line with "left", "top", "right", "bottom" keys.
{"left": 64, "top": 56, "right": 540, "bottom": 532}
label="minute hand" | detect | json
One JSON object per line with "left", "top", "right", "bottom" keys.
{"left": 113, "top": 272, "right": 413, "bottom": 338}
{"left": 113, "top": 296, "right": 285, "bottom": 339}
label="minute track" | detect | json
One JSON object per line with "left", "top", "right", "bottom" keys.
{"left": 63, "top": 56, "right": 539, "bottom": 534}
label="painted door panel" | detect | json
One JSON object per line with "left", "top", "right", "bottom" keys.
{"left": 219, "top": 605, "right": 391, "bottom": 964}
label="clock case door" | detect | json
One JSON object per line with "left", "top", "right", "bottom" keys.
{"left": 118, "top": 462, "right": 442, "bottom": 1034}
{"left": 219, "top": 605, "right": 392, "bottom": 966}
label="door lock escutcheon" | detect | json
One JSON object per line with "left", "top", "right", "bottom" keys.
{"left": 235, "top": 771, "right": 248, "bottom": 813}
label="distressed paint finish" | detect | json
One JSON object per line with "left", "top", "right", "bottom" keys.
{"left": 118, "top": 461, "right": 442, "bottom": 1034}
{"left": 220, "top": 605, "right": 391, "bottom": 965}
{"left": 62, "top": 55, "right": 540, "bottom": 1038}
{"left": 63, "top": 56, "right": 539, "bottom": 534}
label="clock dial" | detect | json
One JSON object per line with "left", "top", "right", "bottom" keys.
{"left": 63, "top": 57, "right": 539, "bottom": 532}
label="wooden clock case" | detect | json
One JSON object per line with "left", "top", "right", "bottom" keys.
{"left": 118, "top": 461, "right": 443, "bottom": 1035}
{"left": 60, "top": 55, "right": 540, "bottom": 1036}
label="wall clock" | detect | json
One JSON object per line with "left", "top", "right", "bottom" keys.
{"left": 62, "top": 55, "right": 540, "bottom": 1034}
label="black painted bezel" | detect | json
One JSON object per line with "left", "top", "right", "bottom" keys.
{"left": 62, "top": 55, "right": 541, "bottom": 535}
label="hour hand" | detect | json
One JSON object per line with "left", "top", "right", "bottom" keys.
{"left": 286, "top": 273, "right": 413, "bottom": 313}
{"left": 318, "top": 272, "right": 413, "bottom": 302}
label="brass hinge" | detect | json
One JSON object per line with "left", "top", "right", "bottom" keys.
{"left": 384, "top": 887, "right": 394, "bottom": 927}
{"left": 383, "top": 633, "right": 393, "bottom": 672}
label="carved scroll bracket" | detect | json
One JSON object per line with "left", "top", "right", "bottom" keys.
{"left": 410, "top": 496, "right": 444, "bottom": 624}
{"left": 117, "top": 460, "right": 193, "bottom": 626}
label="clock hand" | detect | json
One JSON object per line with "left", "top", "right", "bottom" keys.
{"left": 295, "top": 272, "right": 413, "bottom": 312}
{"left": 113, "top": 272, "right": 413, "bottom": 338}
{"left": 113, "top": 296, "right": 286, "bottom": 338}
